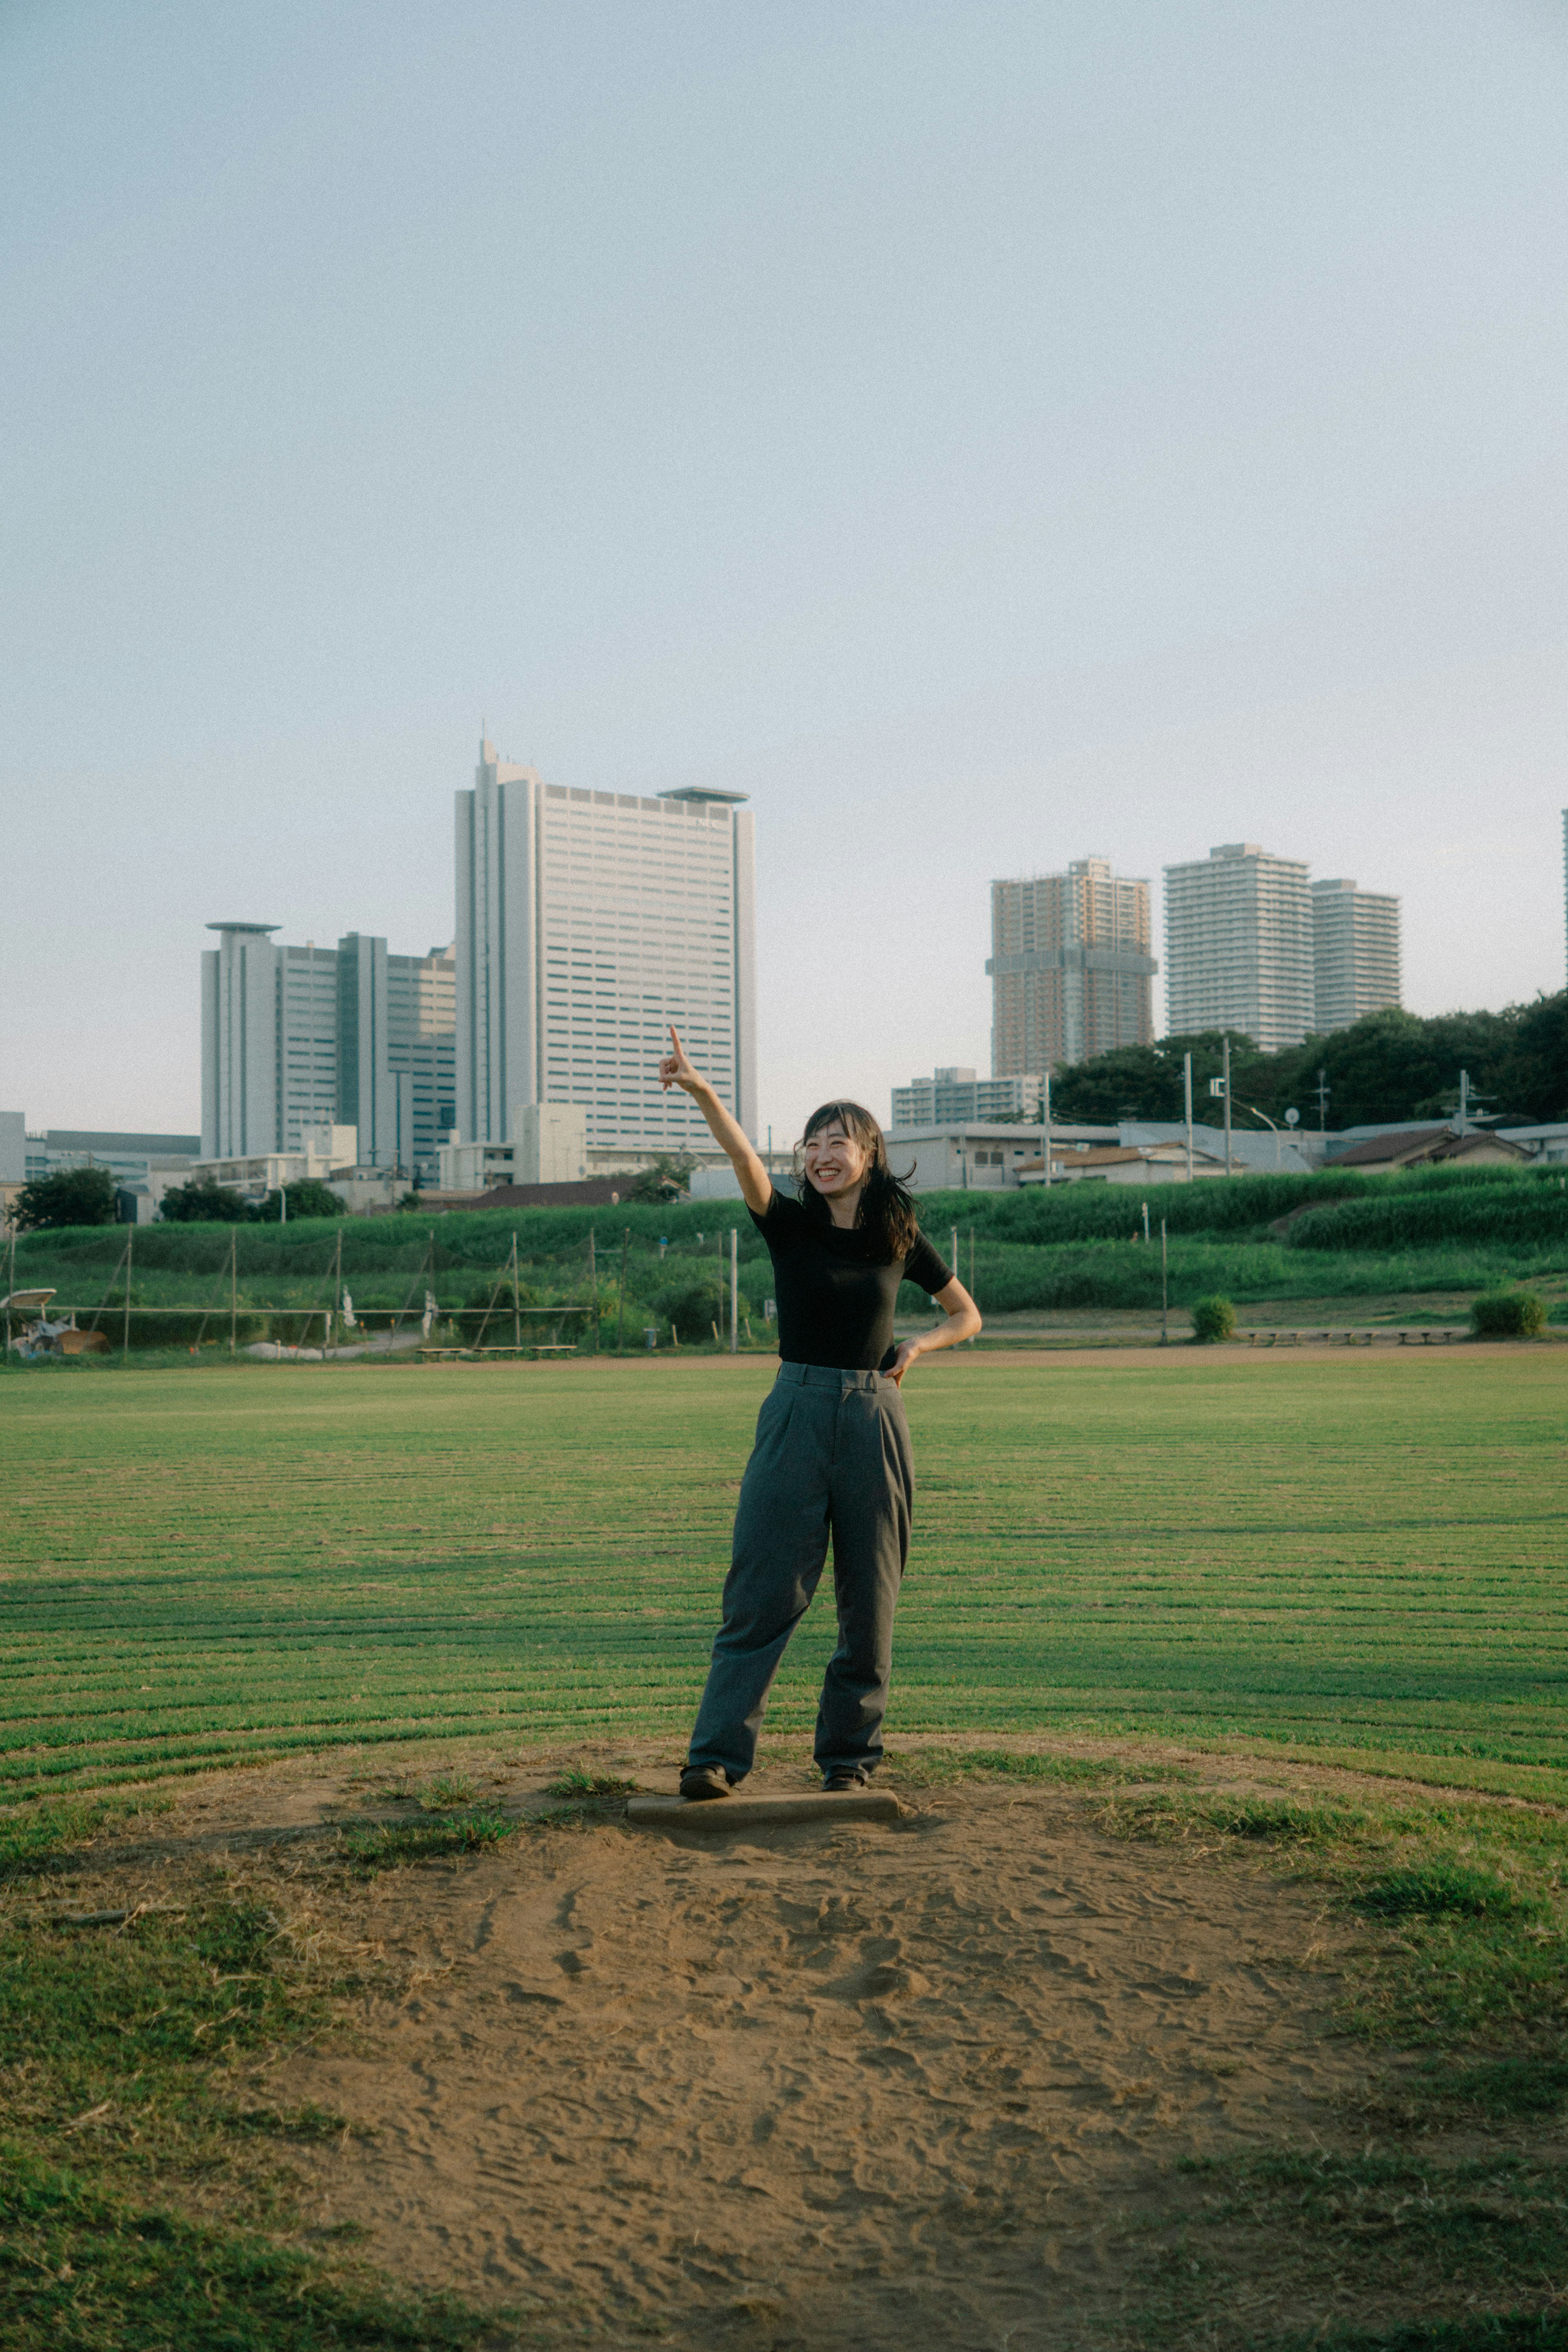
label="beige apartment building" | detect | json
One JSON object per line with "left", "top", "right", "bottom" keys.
{"left": 1163, "top": 843, "right": 1314, "bottom": 1052}
{"left": 988, "top": 857, "right": 1156, "bottom": 1074}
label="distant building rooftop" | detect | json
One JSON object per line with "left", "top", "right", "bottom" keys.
{"left": 657, "top": 788, "right": 750, "bottom": 804}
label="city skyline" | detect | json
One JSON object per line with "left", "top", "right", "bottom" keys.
{"left": 7, "top": 7, "right": 1568, "bottom": 1144}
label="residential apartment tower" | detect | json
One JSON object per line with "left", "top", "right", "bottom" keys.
{"left": 1310, "top": 879, "right": 1401, "bottom": 1034}
{"left": 1163, "top": 844, "right": 1314, "bottom": 1052}
{"left": 988, "top": 858, "right": 1155, "bottom": 1074}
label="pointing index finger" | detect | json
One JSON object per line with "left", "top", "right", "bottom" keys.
{"left": 668, "top": 1023, "right": 685, "bottom": 1059}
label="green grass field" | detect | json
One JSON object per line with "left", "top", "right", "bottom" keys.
{"left": 4, "top": 1349, "right": 1566, "bottom": 1803}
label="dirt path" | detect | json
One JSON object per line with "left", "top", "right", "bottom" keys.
{"left": 240, "top": 1767, "right": 1363, "bottom": 2350}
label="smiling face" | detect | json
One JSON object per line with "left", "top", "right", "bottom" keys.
{"left": 802, "top": 1116, "right": 871, "bottom": 1202}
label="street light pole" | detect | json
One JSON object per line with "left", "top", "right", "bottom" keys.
{"left": 1223, "top": 1034, "right": 1233, "bottom": 1177}
{"left": 1183, "top": 1052, "right": 1193, "bottom": 1182}
{"left": 1240, "top": 1102, "right": 1283, "bottom": 1167}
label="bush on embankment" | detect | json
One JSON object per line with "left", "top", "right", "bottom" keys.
{"left": 1470, "top": 1290, "right": 1548, "bottom": 1338}
{"left": 1190, "top": 1295, "right": 1237, "bottom": 1342}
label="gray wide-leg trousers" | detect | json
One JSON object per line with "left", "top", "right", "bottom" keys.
{"left": 687, "top": 1362, "right": 915, "bottom": 1784}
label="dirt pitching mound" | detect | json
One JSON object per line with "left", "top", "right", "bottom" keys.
{"left": 257, "top": 1765, "right": 1360, "bottom": 2349}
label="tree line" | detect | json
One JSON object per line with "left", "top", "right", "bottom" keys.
{"left": 1046, "top": 994, "right": 1568, "bottom": 1130}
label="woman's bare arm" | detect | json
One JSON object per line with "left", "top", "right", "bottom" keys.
{"left": 886, "top": 1276, "right": 981, "bottom": 1385}
{"left": 658, "top": 1024, "right": 773, "bottom": 1216}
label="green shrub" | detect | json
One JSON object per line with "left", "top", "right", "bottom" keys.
{"left": 12, "top": 1168, "right": 118, "bottom": 1231}
{"left": 158, "top": 1175, "right": 252, "bottom": 1224}
{"left": 1470, "top": 1290, "right": 1548, "bottom": 1338}
{"left": 1190, "top": 1293, "right": 1236, "bottom": 1342}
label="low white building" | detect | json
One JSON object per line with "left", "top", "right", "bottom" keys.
{"left": 886, "top": 1122, "right": 1119, "bottom": 1191}
{"left": 1117, "top": 1121, "right": 1315, "bottom": 1176}
{"left": 183, "top": 1123, "right": 359, "bottom": 1203}
{"left": 438, "top": 1103, "right": 593, "bottom": 1193}
{"left": 1498, "top": 1124, "right": 1568, "bottom": 1165}
{"left": 1018, "top": 1141, "right": 1229, "bottom": 1186}
{"left": 891, "top": 1069, "right": 1043, "bottom": 1127}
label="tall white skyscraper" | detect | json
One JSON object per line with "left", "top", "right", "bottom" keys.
{"left": 1163, "top": 843, "right": 1314, "bottom": 1051}
{"left": 201, "top": 925, "right": 454, "bottom": 1172}
{"left": 1310, "top": 879, "right": 1401, "bottom": 1033}
{"left": 454, "top": 740, "right": 757, "bottom": 1155}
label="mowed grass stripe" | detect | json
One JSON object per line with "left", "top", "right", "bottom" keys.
{"left": 3, "top": 1353, "right": 1565, "bottom": 1797}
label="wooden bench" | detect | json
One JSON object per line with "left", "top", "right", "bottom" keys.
{"left": 416, "top": 1342, "right": 579, "bottom": 1363}
{"left": 473, "top": 1344, "right": 578, "bottom": 1361}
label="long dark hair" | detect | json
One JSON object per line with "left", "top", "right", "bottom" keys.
{"left": 794, "top": 1101, "right": 921, "bottom": 1262}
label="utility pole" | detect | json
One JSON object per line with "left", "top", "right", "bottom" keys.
{"left": 510, "top": 1233, "right": 521, "bottom": 1350}
{"left": 729, "top": 1228, "right": 738, "bottom": 1353}
{"left": 1042, "top": 1069, "right": 1052, "bottom": 1187}
{"left": 588, "top": 1229, "right": 598, "bottom": 1353}
{"left": 1160, "top": 1217, "right": 1169, "bottom": 1344}
{"left": 1316, "top": 1067, "right": 1330, "bottom": 1136}
{"left": 331, "top": 1228, "right": 342, "bottom": 1353}
{"left": 229, "top": 1229, "right": 237, "bottom": 1356}
{"left": 951, "top": 1223, "right": 960, "bottom": 1290}
{"left": 617, "top": 1227, "right": 630, "bottom": 1353}
{"left": 5, "top": 1223, "right": 15, "bottom": 1359}
{"left": 1183, "top": 1052, "right": 1194, "bottom": 1182}
{"left": 1223, "top": 1034, "right": 1233, "bottom": 1177}
{"left": 123, "top": 1227, "right": 133, "bottom": 1360}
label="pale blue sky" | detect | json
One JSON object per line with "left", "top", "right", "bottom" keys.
{"left": 4, "top": 0, "right": 1566, "bottom": 1140}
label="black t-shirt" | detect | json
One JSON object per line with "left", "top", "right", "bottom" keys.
{"left": 749, "top": 1188, "right": 954, "bottom": 1372}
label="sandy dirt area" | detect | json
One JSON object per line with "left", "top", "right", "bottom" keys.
{"left": 83, "top": 1743, "right": 1377, "bottom": 2351}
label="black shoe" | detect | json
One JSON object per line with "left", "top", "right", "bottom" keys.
{"left": 679, "top": 1765, "right": 732, "bottom": 1802}
{"left": 822, "top": 1768, "right": 869, "bottom": 1793}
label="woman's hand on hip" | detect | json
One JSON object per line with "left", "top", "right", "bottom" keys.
{"left": 886, "top": 1340, "right": 922, "bottom": 1387}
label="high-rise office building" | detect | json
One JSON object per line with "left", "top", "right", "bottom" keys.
{"left": 1163, "top": 844, "right": 1313, "bottom": 1051}
{"left": 988, "top": 857, "right": 1155, "bottom": 1073}
{"left": 1310, "top": 879, "right": 1401, "bottom": 1033}
{"left": 201, "top": 924, "right": 455, "bottom": 1173}
{"left": 454, "top": 739, "right": 757, "bottom": 1155}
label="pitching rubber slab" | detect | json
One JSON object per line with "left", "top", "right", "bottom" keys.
{"left": 625, "top": 1790, "right": 905, "bottom": 1830}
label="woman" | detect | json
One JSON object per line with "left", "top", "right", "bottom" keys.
{"left": 658, "top": 1024, "right": 982, "bottom": 1800}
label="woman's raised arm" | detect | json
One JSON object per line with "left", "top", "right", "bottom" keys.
{"left": 657, "top": 1024, "right": 773, "bottom": 1216}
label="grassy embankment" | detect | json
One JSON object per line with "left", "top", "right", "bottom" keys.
{"left": 9, "top": 1159, "right": 1568, "bottom": 1353}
